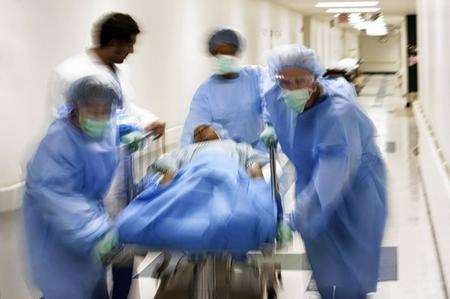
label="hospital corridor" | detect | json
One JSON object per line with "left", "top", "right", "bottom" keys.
{"left": 1, "top": 1, "right": 449, "bottom": 299}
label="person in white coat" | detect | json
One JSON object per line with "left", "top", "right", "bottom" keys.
{"left": 48, "top": 13, "right": 165, "bottom": 136}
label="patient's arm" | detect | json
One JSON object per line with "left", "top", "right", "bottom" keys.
{"left": 236, "top": 143, "right": 270, "bottom": 169}
{"left": 160, "top": 171, "right": 175, "bottom": 185}
{"left": 247, "top": 163, "right": 264, "bottom": 179}
{"left": 149, "top": 151, "right": 179, "bottom": 185}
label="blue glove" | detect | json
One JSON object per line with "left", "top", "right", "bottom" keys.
{"left": 118, "top": 124, "right": 140, "bottom": 138}
{"left": 260, "top": 125, "right": 278, "bottom": 147}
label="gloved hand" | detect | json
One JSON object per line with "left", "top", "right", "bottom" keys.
{"left": 145, "top": 121, "right": 166, "bottom": 139}
{"left": 121, "top": 131, "right": 145, "bottom": 152}
{"left": 118, "top": 124, "right": 140, "bottom": 138}
{"left": 276, "top": 219, "right": 293, "bottom": 249}
{"left": 92, "top": 230, "right": 120, "bottom": 265}
{"left": 260, "top": 125, "right": 278, "bottom": 147}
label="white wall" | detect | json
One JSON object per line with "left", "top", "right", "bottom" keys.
{"left": 417, "top": 0, "right": 450, "bottom": 163}
{"left": 0, "top": 0, "right": 303, "bottom": 210}
{"left": 343, "top": 29, "right": 360, "bottom": 59}
{"left": 416, "top": 0, "right": 450, "bottom": 290}
{"left": 308, "top": 17, "right": 345, "bottom": 68}
{"left": 303, "top": 17, "right": 359, "bottom": 69}
{"left": 359, "top": 32, "right": 402, "bottom": 73}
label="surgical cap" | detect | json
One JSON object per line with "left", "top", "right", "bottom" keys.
{"left": 208, "top": 29, "right": 242, "bottom": 55}
{"left": 66, "top": 75, "right": 121, "bottom": 107}
{"left": 267, "top": 44, "right": 325, "bottom": 79}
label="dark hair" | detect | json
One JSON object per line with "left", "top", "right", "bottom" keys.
{"left": 208, "top": 28, "right": 241, "bottom": 55}
{"left": 93, "top": 13, "right": 140, "bottom": 47}
{"left": 66, "top": 76, "right": 120, "bottom": 107}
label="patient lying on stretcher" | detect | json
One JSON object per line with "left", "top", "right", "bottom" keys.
{"left": 116, "top": 124, "right": 277, "bottom": 252}
{"left": 150, "top": 124, "right": 269, "bottom": 185}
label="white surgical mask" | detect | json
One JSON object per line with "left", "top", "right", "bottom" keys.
{"left": 282, "top": 88, "right": 311, "bottom": 113}
{"left": 215, "top": 55, "right": 241, "bottom": 75}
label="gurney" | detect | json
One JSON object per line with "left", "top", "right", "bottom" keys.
{"left": 116, "top": 133, "right": 287, "bottom": 298}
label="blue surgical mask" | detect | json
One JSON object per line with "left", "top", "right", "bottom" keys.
{"left": 215, "top": 55, "right": 241, "bottom": 75}
{"left": 282, "top": 89, "right": 311, "bottom": 113}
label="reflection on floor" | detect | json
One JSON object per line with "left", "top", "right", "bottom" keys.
{"left": 0, "top": 75, "right": 446, "bottom": 299}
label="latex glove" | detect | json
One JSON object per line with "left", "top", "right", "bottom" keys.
{"left": 260, "top": 125, "right": 278, "bottom": 147}
{"left": 92, "top": 230, "right": 120, "bottom": 265}
{"left": 118, "top": 124, "right": 140, "bottom": 138}
{"left": 284, "top": 213, "right": 297, "bottom": 231}
{"left": 276, "top": 219, "right": 293, "bottom": 249}
{"left": 121, "top": 131, "right": 145, "bottom": 152}
{"left": 145, "top": 121, "right": 166, "bottom": 139}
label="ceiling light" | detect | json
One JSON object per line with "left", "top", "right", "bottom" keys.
{"left": 316, "top": 1, "right": 379, "bottom": 8}
{"left": 365, "top": 18, "right": 388, "bottom": 36}
{"left": 366, "top": 26, "right": 388, "bottom": 36}
{"left": 325, "top": 7, "right": 381, "bottom": 13}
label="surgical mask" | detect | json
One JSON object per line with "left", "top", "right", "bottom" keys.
{"left": 282, "top": 89, "right": 311, "bottom": 113}
{"left": 79, "top": 117, "right": 110, "bottom": 138}
{"left": 215, "top": 55, "right": 241, "bottom": 75}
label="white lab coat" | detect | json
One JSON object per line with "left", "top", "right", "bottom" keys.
{"left": 47, "top": 50, "right": 158, "bottom": 128}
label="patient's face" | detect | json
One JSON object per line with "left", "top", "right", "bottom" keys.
{"left": 194, "top": 125, "right": 220, "bottom": 143}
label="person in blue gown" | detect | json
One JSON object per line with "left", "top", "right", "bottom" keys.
{"left": 22, "top": 76, "right": 124, "bottom": 299}
{"left": 263, "top": 44, "right": 387, "bottom": 299}
{"left": 180, "top": 28, "right": 272, "bottom": 150}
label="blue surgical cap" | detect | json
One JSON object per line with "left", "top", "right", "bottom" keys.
{"left": 208, "top": 28, "right": 242, "bottom": 55}
{"left": 267, "top": 44, "right": 325, "bottom": 79}
{"left": 66, "top": 75, "right": 121, "bottom": 107}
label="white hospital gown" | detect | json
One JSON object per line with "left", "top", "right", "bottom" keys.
{"left": 151, "top": 140, "right": 269, "bottom": 175}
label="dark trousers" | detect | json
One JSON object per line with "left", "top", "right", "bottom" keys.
{"left": 111, "top": 258, "right": 134, "bottom": 299}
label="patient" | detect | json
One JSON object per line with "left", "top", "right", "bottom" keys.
{"left": 117, "top": 124, "right": 277, "bottom": 252}
{"left": 150, "top": 124, "right": 269, "bottom": 184}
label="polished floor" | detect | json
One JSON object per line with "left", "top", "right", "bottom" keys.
{"left": 0, "top": 75, "right": 447, "bottom": 298}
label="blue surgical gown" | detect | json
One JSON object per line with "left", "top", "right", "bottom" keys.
{"left": 180, "top": 66, "right": 265, "bottom": 148}
{"left": 22, "top": 118, "right": 119, "bottom": 299}
{"left": 264, "top": 80, "right": 387, "bottom": 298}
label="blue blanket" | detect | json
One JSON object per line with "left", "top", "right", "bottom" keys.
{"left": 116, "top": 152, "right": 277, "bottom": 253}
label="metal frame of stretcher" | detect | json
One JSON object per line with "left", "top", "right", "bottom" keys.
{"left": 121, "top": 134, "right": 283, "bottom": 299}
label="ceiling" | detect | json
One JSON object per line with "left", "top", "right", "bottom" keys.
{"left": 269, "top": 0, "right": 416, "bottom": 16}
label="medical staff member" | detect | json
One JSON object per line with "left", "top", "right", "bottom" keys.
{"left": 262, "top": 45, "right": 387, "bottom": 299}
{"left": 23, "top": 76, "right": 123, "bottom": 299}
{"left": 47, "top": 13, "right": 165, "bottom": 298}
{"left": 181, "top": 28, "right": 273, "bottom": 149}
{"left": 48, "top": 12, "right": 165, "bottom": 137}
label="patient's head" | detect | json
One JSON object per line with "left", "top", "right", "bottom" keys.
{"left": 194, "top": 124, "right": 220, "bottom": 143}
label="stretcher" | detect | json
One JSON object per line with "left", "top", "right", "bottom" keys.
{"left": 120, "top": 133, "right": 285, "bottom": 298}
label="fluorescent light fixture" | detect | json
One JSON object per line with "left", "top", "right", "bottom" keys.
{"left": 316, "top": 1, "right": 379, "bottom": 8}
{"left": 365, "top": 17, "right": 387, "bottom": 35}
{"left": 326, "top": 7, "right": 381, "bottom": 13}
{"left": 367, "top": 26, "right": 388, "bottom": 36}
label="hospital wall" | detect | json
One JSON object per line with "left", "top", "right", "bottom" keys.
{"left": 0, "top": 0, "right": 304, "bottom": 211}
{"left": 304, "top": 16, "right": 360, "bottom": 68}
{"left": 415, "top": 0, "right": 450, "bottom": 289}
{"left": 359, "top": 32, "right": 402, "bottom": 73}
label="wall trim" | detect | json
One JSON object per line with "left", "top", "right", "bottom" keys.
{"left": 413, "top": 101, "right": 450, "bottom": 292}
{"left": 0, "top": 182, "right": 24, "bottom": 212}
{"left": 362, "top": 71, "right": 397, "bottom": 75}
